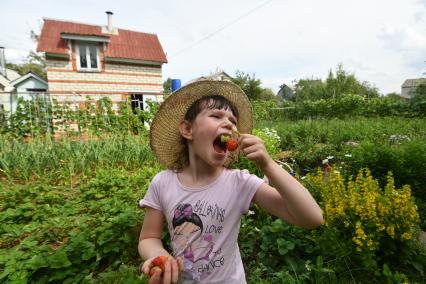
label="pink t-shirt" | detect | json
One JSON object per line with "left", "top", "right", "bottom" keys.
{"left": 139, "top": 168, "right": 265, "bottom": 284}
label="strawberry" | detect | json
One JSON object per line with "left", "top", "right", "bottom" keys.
{"left": 149, "top": 255, "right": 168, "bottom": 277}
{"left": 220, "top": 135, "right": 238, "bottom": 151}
{"left": 152, "top": 255, "right": 168, "bottom": 271}
{"left": 226, "top": 139, "right": 238, "bottom": 151}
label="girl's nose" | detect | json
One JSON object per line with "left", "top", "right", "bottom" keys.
{"left": 223, "top": 121, "right": 233, "bottom": 129}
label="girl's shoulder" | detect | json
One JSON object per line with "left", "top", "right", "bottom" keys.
{"left": 150, "top": 169, "right": 177, "bottom": 186}
{"left": 224, "top": 168, "right": 258, "bottom": 181}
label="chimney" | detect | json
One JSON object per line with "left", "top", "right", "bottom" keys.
{"left": 0, "top": 47, "right": 6, "bottom": 77}
{"left": 106, "top": 11, "right": 113, "bottom": 33}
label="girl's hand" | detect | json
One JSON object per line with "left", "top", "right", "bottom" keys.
{"left": 238, "top": 133, "right": 273, "bottom": 170}
{"left": 141, "top": 256, "right": 184, "bottom": 284}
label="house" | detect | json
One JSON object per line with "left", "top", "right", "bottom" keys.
{"left": 277, "top": 83, "right": 295, "bottom": 102}
{"left": 401, "top": 78, "right": 426, "bottom": 99}
{"left": 0, "top": 47, "right": 48, "bottom": 113}
{"left": 36, "top": 12, "right": 167, "bottom": 111}
{"left": 0, "top": 70, "right": 48, "bottom": 113}
{"left": 187, "top": 70, "right": 233, "bottom": 85}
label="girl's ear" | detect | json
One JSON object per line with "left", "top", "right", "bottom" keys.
{"left": 179, "top": 120, "right": 193, "bottom": 140}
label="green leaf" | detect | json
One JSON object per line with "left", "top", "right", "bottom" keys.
{"left": 47, "top": 250, "right": 72, "bottom": 269}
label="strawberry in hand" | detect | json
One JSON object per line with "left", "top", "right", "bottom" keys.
{"left": 149, "top": 255, "right": 168, "bottom": 277}
{"left": 220, "top": 135, "right": 238, "bottom": 152}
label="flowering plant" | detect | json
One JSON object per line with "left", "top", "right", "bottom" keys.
{"left": 306, "top": 168, "right": 419, "bottom": 252}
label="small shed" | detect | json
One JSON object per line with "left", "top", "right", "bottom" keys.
{"left": 0, "top": 72, "right": 48, "bottom": 114}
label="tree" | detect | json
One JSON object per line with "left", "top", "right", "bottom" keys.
{"left": 385, "top": 92, "right": 402, "bottom": 101}
{"left": 163, "top": 77, "right": 172, "bottom": 94}
{"left": 413, "top": 82, "right": 426, "bottom": 97}
{"left": 231, "top": 70, "right": 263, "bottom": 101}
{"left": 258, "top": 88, "right": 276, "bottom": 101}
{"left": 6, "top": 29, "right": 46, "bottom": 80}
{"left": 294, "top": 78, "right": 326, "bottom": 101}
{"left": 293, "top": 64, "right": 380, "bottom": 101}
{"left": 325, "top": 63, "right": 379, "bottom": 99}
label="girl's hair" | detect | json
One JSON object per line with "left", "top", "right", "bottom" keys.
{"left": 172, "top": 204, "right": 203, "bottom": 233}
{"left": 184, "top": 95, "right": 239, "bottom": 122}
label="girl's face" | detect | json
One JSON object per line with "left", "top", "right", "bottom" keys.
{"left": 188, "top": 106, "right": 237, "bottom": 167}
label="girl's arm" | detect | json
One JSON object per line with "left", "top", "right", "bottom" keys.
{"left": 139, "top": 207, "right": 183, "bottom": 283}
{"left": 238, "top": 134, "right": 324, "bottom": 229}
{"left": 139, "top": 207, "right": 169, "bottom": 259}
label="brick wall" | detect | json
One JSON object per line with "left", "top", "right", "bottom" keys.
{"left": 46, "top": 57, "right": 164, "bottom": 107}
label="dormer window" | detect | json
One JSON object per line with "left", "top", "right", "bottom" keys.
{"left": 76, "top": 43, "right": 100, "bottom": 72}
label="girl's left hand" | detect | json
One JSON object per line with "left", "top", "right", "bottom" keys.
{"left": 238, "top": 134, "right": 273, "bottom": 170}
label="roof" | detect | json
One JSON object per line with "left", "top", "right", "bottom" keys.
{"left": 187, "top": 70, "right": 233, "bottom": 85}
{"left": 10, "top": 72, "right": 47, "bottom": 87}
{"left": 0, "top": 68, "right": 21, "bottom": 92}
{"left": 402, "top": 78, "right": 426, "bottom": 88}
{"left": 37, "top": 18, "right": 167, "bottom": 64}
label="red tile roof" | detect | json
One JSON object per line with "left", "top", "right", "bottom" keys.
{"left": 37, "top": 19, "right": 167, "bottom": 63}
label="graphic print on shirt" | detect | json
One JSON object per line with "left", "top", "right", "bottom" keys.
{"left": 171, "top": 202, "right": 225, "bottom": 280}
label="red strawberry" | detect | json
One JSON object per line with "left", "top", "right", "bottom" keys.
{"left": 226, "top": 139, "right": 238, "bottom": 151}
{"left": 151, "top": 255, "right": 168, "bottom": 272}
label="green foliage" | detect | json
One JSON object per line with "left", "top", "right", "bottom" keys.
{"left": 293, "top": 64, "right": 379, "bottom": 102}
{"left": 232, "top": 70, "right": 264, "bottom": 101}
{"left": 412, "top": 81, "right": 426, "bottom": 98}
{"left": 231, "top": 128, "right": 282, "bottom": 177}
{"left": 258, "top": 117, "right": 426, "bottom": 230}
{"left": 0, "top": 166, "right": 160, "bottom": 283}
{"left": 6, "top": 62, "right": 46, "bottom": 81}
{"left": 305, "top": 169, "right": 423, "bottom": 282}
{"left": 251, "top": 99, "right": 279, "bottom": 121}
{"left": 0, "top": 134, "right": 156, "bottom": 182}
{"left": 0, "top": 96, "right": 159, "bottom": 138}
{"left": 163, "top": 77, "right": 172, "bottom": 94}
{"left": 1, "top": 101, "right": 426, "bottom": 282}
{"left": 264, "top": 94, "right": 423, "bottom": 120}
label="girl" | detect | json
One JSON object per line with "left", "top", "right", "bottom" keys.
{"left": 138, "top": 80, "right": 323, "bottom": 283}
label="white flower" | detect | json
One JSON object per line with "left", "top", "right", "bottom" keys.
{"left": 254, "top": 227, "right": 260, "bottom": 232}
{"left": 327, "top": 155, "right": 334, "bottom": 160}
{"left": 301, "top": 176, "right": 306, "bottom": 180}
{"left": 322, "top": 159, "right": 329, "bottom": 165}
{"left": 305, "top": 261, "right": 312, "bottom": 271}
{"left": 344, "top": 154, "right": 352, "bottom": 158}
{"left": 248, "top": 210, "right": 255, "bottom": 216}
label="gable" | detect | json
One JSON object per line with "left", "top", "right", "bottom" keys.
{"left": 10, "top": 73, "right": 48, "bottom": 90}
{"left": 37, "top": 19, "right": 167, "bottom": 64}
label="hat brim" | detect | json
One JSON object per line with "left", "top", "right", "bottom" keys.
{"left": 150, "top": 80, "right": 253, "bottom": 169}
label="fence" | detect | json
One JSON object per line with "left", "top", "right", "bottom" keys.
{"left": 0, "top": 92, "right": 158, "bottom": 138}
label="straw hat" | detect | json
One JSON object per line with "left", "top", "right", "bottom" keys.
{"left": 150, "top": 79, "right": 253, "bottom": 170}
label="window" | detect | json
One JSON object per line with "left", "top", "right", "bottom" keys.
{"left": 76, "top": 43, "right": 100, "bottom": 71}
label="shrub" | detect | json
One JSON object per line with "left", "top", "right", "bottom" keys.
{"left": 304, "top": 168, "right": 424, "bottom": 282}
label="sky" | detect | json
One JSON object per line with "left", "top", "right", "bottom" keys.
{"left": 1, "top": 0, "right": 425, "bottom": 95}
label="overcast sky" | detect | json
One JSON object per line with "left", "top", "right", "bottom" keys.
{"left": 1, "top": 0, "right": 425, "bottom": 94}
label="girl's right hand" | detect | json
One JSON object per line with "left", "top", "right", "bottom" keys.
{"left": 141, "top": 256, "right": 184, "bottom": 284}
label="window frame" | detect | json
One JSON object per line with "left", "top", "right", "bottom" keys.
{"left": 76, "top": 42, "right": 101, "bottom": 72}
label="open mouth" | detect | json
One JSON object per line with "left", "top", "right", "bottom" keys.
{"left": 213, "top": 135, "right": 228, "bottom": 153}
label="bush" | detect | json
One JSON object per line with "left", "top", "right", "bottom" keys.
{"left": 304, "top": 168, "right": 424, "bottom": 282}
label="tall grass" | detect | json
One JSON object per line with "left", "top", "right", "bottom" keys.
{"left": 0, "top": 134, "right": 156, "bottom": 183}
